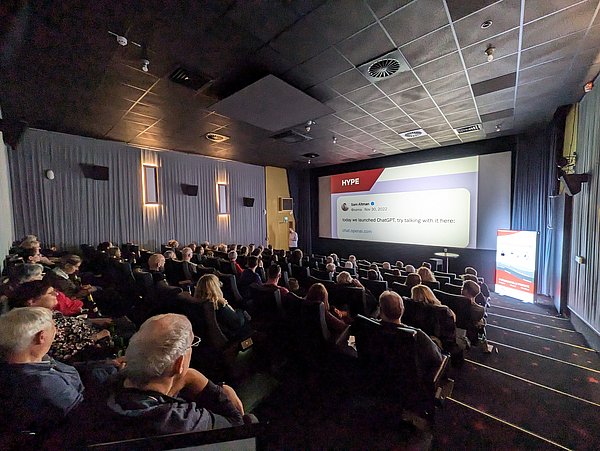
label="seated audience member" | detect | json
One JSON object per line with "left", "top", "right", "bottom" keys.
{"left": 180, "top": 247, "right": 199, "bottom": 282}
{"left": 325, "top": 256, "right": 334, "bottom": 266}
{"left": 148, "top": 253, "right": 167, "bottom": 284}
{"left": 404, "top": 264, "right": 416, "bottom": 274}
{"left": 164, "top": 249, "right": 176, "bottom": 260}
{"left": 405, "top": 273, "right": 422, "bottom": 290}
{"left": 44, "top": 255, "right": 96, "bottom": 300}
{"left": 325, "top": 262, "right": 337, "bottom": 280}
{"left": 17, "top": 246, "right": 43, "bottom": 265}
{"left": 106, "top": 247, "right": 121, "bottom": 260}
{"left": 59, "top": 314, "right": 247, "bottom": 447}
{"left": 238, "top": 246, "right": 248, "bottom": 257}
{"left": 329, "top": 253, "right": 339, "bottom": 265}
{"left": 395, "top": 260, "right": 404, "bottom": 269}
{"left": 187, "top": 243, "right": 197, "bottom": 253}
{"left": 336, "top": 271, "right": 363, "bottom": 288}
{"left": 228, "top": 251, "right": 243, "bottom": 276}
{"left": 417, "top": 266, "right": 437, "bottom": 283}
{"left": 9, "top": 281, "right": 112, "bottom": 362}
{"left": 421, "top": 262, "right": 432, "bottom": 270}
{"left": 461, "top": 280, "right": 491, "bottom": 352}
{"left": 344, "top": 261, "right": 354, "bottom": 270}
{"left": 367, "top": 269, "right": 383, "bottom": 281}
{"left": 18, "top": 238, "right": 55, "bottom": 267}
{"left": 167, "top": 239, "right": 180, "bottom": 250}
{"left": 347, "top": 255, "right": 357, "bottom": 269}
{"left": 378, "top": 291, "right": 443, "bottom": 381}
{"left": 97, "top": 241, "right": 113, "bottom": 253}
{"left": 305, "top": 283, "right": 350, "bottom": 336}
{"left": 264, "top": 265, "right": 289, "bottom": 295}
{"left": 194, "top": 275, "right": 249, "bottom": 340}
{"left": 382, "top": 262, "right": 391, "bottom": 270}
{"left": 391, "top": 268, "right": 401, "bottom": 276}
{"left": 411, "top": 284, "right": 442, "bottom": 306}
{"left": 238, "top": 256, "right": 262, "bottom": 297}
{"left": 462, "top": 272, "right": 490, "bottom": 299}
{"left": 288, "top": 278, "right": 305, "bottom": 297}
{"left": 290, "top": 249, "right": 304, "bottom": 267}
{"left": 0, "top": 307, "right": 84, "bottom": 437}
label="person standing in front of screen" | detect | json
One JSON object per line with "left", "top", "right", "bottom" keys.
{"left": 289, "top": 227, "right": 298, "bottom": 251}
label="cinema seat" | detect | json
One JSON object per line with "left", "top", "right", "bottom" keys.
{"left": 391, "top": 282, "right": 411, "bottom": 298}
{"left": 329, "top": 285, "right": 367, "bottom": 317}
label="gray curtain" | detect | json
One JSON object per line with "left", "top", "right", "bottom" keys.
{"left": 569, "top": 86, "right": 600, "bottom": 335}
{"left": 9, "top": 129, "right": 266, "bottom": 250}
{"left": 511, "top": 131, "right": 553, "bottom": 296}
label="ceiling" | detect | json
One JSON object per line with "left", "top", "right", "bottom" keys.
{"left": 1, "top": 0, "right": 599, "bottom": 168}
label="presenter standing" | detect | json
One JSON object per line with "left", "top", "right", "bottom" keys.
{"left": 289, "top": 227, "right": 298, "bottom": 251}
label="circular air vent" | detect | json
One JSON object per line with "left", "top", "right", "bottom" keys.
{"left": 404, "top": 131, "right": 422, "bottom": 138}
{"left": 205, "top": 132, "right": 230, "bottom": 143}
{"left": 368, "top": 58, "right": 401, "bottom": 79}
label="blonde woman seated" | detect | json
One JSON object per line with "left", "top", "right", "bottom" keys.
{"left": 417, "top": 266, "right": 437, "bottom": 283}
{"left": 336, "top": 271, "right": 363, "bottom": 288}
{"left": 411, "top": 284, "right": 442, "bottom": 306}
{"left": 194, "top": 274, "right": 249, "bottom": 341}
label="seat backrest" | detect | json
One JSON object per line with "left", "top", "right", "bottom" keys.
{"left": 383, "top": 273, "right": 406, "bottom": 284}
{"left": 306, "top": 275, "right": 336, "bottom": 291}
{"left": 433, "top": 289, "right": 472, "bottom": 330}
{"left": 249, "top": 283, "right": 283, "bottom": 319}
{"left": 402, "top": 299, "right": 456, "bottom": 346}
{"left": 328, "top": 285, "right": 366, "bottom": 317}
{"left": 352, "top": 315, "right": 421, "bottom": 399}
{"left": 309, "top": 268, "right": 332, "bottom": 281}
{"left": 218, "top": 259, "right": 234, "bottom": 274}
{"left": 357, "top": 268, "right": 368, "bottom": 278}
{"left": 443, "top": 283, "right": 463, "bottom": 295}
{"left": 164, "top": 260, "right": 186, "bottom": 285}
{"left": 390, "top": 282, "right": 411, "bottom": 298}
{"left": 298, "top": 301, "right": 331, "bottom": 349}
{"left": 219, "top": 273, "right": 243, "bottom": 307}
{"left": 433, "top": 271, "right": 457, "bottom": 279}
{"left": 433, "top": 274, "right": 450, "bottom": 287}
{"left": 291, "top": 265, "right": 309, "bottom": 282}
{"left": 422, "top": 280, "right": 440, "bottom": 291}
{"left": 360, "top": 278, "right": 388, "bottom": 300}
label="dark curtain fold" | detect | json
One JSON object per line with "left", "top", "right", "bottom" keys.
{"left": 511, "top": 131, "right": 553, "bottom": 296}
{"left": 288, "top": 168, "right": 312, "bottom": 254}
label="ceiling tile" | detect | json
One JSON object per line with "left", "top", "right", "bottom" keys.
{"left": 462, "top": 28, "right": 519, "bottom": 69}
{"left": 306, "top": 83, "right": 339, "bottom": 103}
{"left": 383, "top": 116, "right": 417, "bottom": 128}
{"left": 518, "top": 57, "right": 572, "bottom": 85}
{"left": 432, "top": 86, "right": 472, "bottom": 105}
{"left": 402, "top": 97, "right": 437, "bottom": 113}
{"left": 524, "top": 0, "right": 586, "bottom": 24}
{"left": 400, "top": 26, "right": 458, "bottom": 67}
{"left": 225, "top": 1, "right": 299, "bottom": 43}
{"left": 424, "top": 72, "right": 470, "bottom": 95}
{"left": 298, "top": 48, "right": 355, "bottom": 85}
{"left": 409, "top": 108, "right": 446, "bottom": 122}
{"left": 446, "top": 0, "right": 500, "bottom": 21}
{"left": 520, "top": 31, "right": 584, "bottom": 68}
{"left": 425, "top": 124, "right": 455, "bottom": 134}
{"left": 336, "top": 23, "right": 395, "bottom": 66}
{"left": 468, "top": 54, "right": 518, "bottom": 84}
{"left": 453, "top": 0, "right": 521, "bottom": 47}
{"left": 522, "top": 1, "right": 597, "bottom": 49}
{"left": 475, "top": 86, "right": 516, "bottom": 106}
{"left": 349, "top": 115, "right": 381, "bottom": 128}
{"left": 335, "top": 106, "right": 369, "bottom": 121}
{"left": 311, "top": 0, "right": 377, "bottom": 45}
{"left": 372, "top": 108, "right": 408, "bottom": 121}
{"left": 381, "top": 0, "right": 449, "bottom": 46}
{"left": 375, "top": 71, "right": 421, "bottom": 94}
{"left": 345, "top": 85, "right": 386, "bottom": 104}
{"left": 480, "top": 108, "right": 514, "bottom": 122}
{"left": 472, "top": 72, "right": 516, "bottom": 96}
{"left": 325, "top": 95, "right": 357, "bottom": 112}
{"left": 325, "top": 69, "right": 371, "bottom": 94}
{"left": 281, "top": 66, "right": 320, "bottom": 90}
{"left": 413, "top": 52, "right": 464, "bottom": 83}
{"left": 418, "top": 115, "right": 449, "bottom": 127}
{"left": 366, "top": 0, "right": 413, "bottom": 18}
{"left": 362, "top": 123, "right": 391, "bottom": 134}
{"left": 439, "top": 98, "right": 477, "bottom": 114}
{"left": 389, "top": 85, "right": 429, "bottom": 105}
{"left": 446, "top": 108, "right": 480, "bottom": 126}
{"left": 360, "top": 97, "right": 397, "bottom": 113}
{"left": 478, "top": 99, "right": 515, "bottom": 114}
{"left": 270, "top": 14, "right": 330, "bottom": 65}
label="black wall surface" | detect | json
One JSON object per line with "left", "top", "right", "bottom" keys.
{"left": 309, "top": 136, "right": 518, "bottom": 284}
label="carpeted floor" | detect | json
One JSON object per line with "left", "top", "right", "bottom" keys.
{"left": 240, "top": 293, "right": 600, "bottom": 450}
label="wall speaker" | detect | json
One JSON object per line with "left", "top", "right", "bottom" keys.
{"left": 80, "top": 164, "right": 109, "bottom": 181}
{"left": 243, "top": 197, "right": 255, "bottom": 207}
{"left": 560, "top": 173, "right": 590, "bottom": 196}
{"left": 279, "top": 197, "right": 293, "bottom": 211}
{"left": 181, "top": 183, "right": 199, "bottom": 196}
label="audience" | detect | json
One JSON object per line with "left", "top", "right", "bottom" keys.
{"left": 305, "top": 283, "right": 350, "bottom": 337}
{"left": 347, "top": 255, "right": 357, "bottom": 269}
{"left": 325, "top": 262, "right": 336, "bottom": 279}
{"left": 44, "top": 255, "right": 96, "bottom": 300}
{"left": 336, "top": 271, "right": 363, "bottom": 288}
{"left": 228, "top": 250, "right": 243, "bottom": 276}
{"left": 411, "top": 284, "right": 442, "bottom": 306}
{"left": 180, "top": 247, "right": 199, "bottom": 282}
{"left": 404, "top": 264, "right": 416, "bottom": 274}
{"left": 405, "top": 273, "right": 422, "bottom": 289}
{"left": 264, "top": 265, "right": 289, "bottom": 295}
{"left": 417, "top": 266, "right": 437, "bottom": 283}
{"left": 238, "top": 256, "right": 262, "bottom": 298}
{"left": 148, "top": 253, "right": 167, "bottom": 284}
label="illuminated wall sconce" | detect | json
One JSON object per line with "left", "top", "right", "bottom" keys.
{"left": 143, "top": 164, "right": 159, "bottom": 205}
{"left": 217, "top": 183, "right": 228, "bottom": 214}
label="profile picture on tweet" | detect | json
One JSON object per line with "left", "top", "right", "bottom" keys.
{"left": 341, "top": 202, "right": 349, "bottom": 211}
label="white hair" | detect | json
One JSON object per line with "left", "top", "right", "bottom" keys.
{"left": 228, "top": 250, "right": 238, "bottom": 260}
{"left": 326, "top": 262, "right": 336, "bottom": 272}
{"left": 124, "top": 314, "right": 193, "bottom": 385}
{"left": 344, "top": 261, "right": 353, "bottom": 268}
{"left": 181, "top": 247, "right": 193, "bottom": 257}
{"left": 0, "top": 307, "right": 54, "bottom": 357}
{"left": 336, "top": 271, "right": 352, "bottom": 284}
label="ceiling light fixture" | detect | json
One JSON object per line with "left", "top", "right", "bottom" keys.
{"left": 141, "top": 59, "right": 149, "bottom": 72}
{"left": 495, "top": 124, "right": 502, "bottom": 132}
{"left": 305, "top": 120, "right": 316, "bottom": 133}
{"left": 332, "top": 136, "right": 337, "bottom": 144}
{"left": 480, "top": 20, "right": 493, "bottom": 29}
{"left": 584, "top": 81, "right": 594, "bottom": 93}
{"left": 485, "top": 45, "right": 496, "bottom": 63}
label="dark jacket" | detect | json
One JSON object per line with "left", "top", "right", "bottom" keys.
{"left": 0, "top": 357, "right": 84, "bottom": 435}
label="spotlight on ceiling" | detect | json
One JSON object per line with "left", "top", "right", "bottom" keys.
{"left": 480, "top": 20, "right": 493, "bottom": 29}
{"left": 584, "top": 81, "right": 594, "bottom": 93}
{"left": 302, "top": 152, "right": 319, "bottom": 159}
{"left": 332, "top": 136, "right": 337, "bottom": 144}
{"left": 305, "top": 120, "right": 316, "bottom": 133}
{"left": 141, "top": 59, "right": 149, "bottom": 72}
{"left": 485, "top": 45, "right": 496, "bottom": 63}
{"left": 495, "top": 124, "right": 502, "bottom": 132}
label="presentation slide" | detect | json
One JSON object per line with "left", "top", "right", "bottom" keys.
{"left": 495, "top": 230, "right": 537, "bottom": 303}
{"left": 318, "top": 152, "right": 511, "bottom": 250}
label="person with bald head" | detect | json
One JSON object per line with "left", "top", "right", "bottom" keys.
{"left": 60, "top": 314, "right": 248, "bottom": 446}
{"left": 378, "top": 291, "right": 444, "bottom": 381}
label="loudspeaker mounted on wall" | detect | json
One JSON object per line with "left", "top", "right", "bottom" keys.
{"left": 243, "top": 197, "right": 255, "bottom": 207}
{"left": 181, "top": 183, "right": 199, "bottom": 196}
{"left": 560, "top": 173, "right": 590, "bottom": 196}
{"left": 80, "top": 163, "right": 109, "bottom": 181}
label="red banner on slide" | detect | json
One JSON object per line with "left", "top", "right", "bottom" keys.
{"left": 330, "top": 168, "right": 384, "bottom": 194}
{"left": 495, "top": 269, "right": 534, "bottom": 294}
{"left": 497, "top": 230, "right": 520, "bottom": 236}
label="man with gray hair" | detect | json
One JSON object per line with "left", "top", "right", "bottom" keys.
{"left": 60, "top": 313, "right": 247, "bottom": 446}
{"left": 0, "top": 307, "right": 84, "bottom": 436}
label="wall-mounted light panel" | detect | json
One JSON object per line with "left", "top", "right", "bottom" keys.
{"left": 143, "top": 165, "right": 159, "bottom": 205}
{"left": 217, "top": 183, "right": 228, "bottom": 214}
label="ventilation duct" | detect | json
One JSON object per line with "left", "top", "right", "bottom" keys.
{"left": 357, "top": 50, "right": 411, "bottom": 83}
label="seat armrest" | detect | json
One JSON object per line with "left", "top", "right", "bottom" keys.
{"left": 334, "top": 324, "right": 351, "bottom": 348}
{"left": 433, "top": 354, "right": 450, "bottom": 387}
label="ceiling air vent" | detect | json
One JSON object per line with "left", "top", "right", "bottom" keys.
{"left": 454, "top": 124, "right": 482, "bottom": 134}
{"left": 399, "top": 129, "right": 427, "bottom": 139}
{"left": 169, "top": 67, "right": 212, "bottom": 91}
{"left": 205, "top": 133, "right": 230, "bottom": 143}
{"left": 271, "top": 129, "right": 313, "bottom": 144}
{"left": 358, "top": 50, "right": 410, "bottom": 83}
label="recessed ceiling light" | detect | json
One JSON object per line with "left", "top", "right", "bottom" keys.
{"left": 302, "top": 152, "right": 319, "bottom": 159}
{"left": 480, "top": 20, "right": 493, "bottom": 29}
{"left": 205, "top": 132, "right": 230, "bottom": 143}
